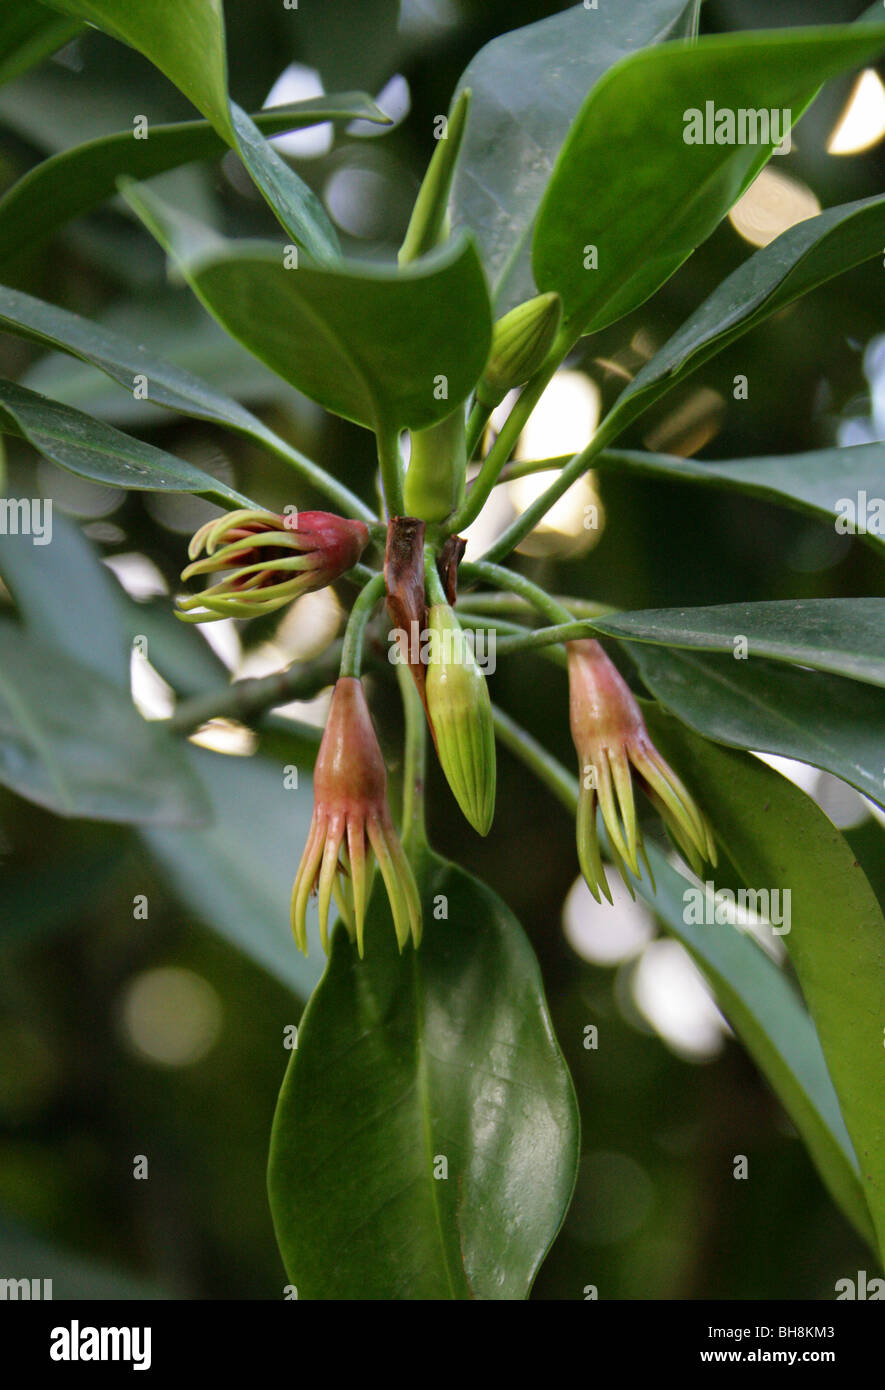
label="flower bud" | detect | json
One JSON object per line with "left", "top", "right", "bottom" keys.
{"left": 425, "top": 604, "right": 496, "bottom": 835}
{"left": 476, "top": 292, "right": 562, "bottom": 408}
{"left": 568, "top": 639, "right": 716, "bottom": 902}
{"left": 291, "top": 677, "right": 421, "bottom": 957}
{"left": 177, "top": 508, "right": 368, "bottom": 623}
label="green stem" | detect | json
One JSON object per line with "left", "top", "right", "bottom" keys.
{"left": 262, "top": 429, "right": 376, "bottom": 522}
{"left": 465, "top": 401, "right": 491, "bottom": 459}
{"left": 456, "top": 612, "right": 567, "bottom": 668}
{"left": 423, "top": 546, "right": 448, "bottom": 606}
{"left": 460, "top": 559, "right": 574, "bottom": 626}
{"left": 377, "top": 420, "right": 405, "bottom": 518}
{"left": 494, "top": 619, "right": 608, "bottom": 654}
{"left": 492, "top": 704, "right": 578, "bottom": 814}
{"left": 449, "top": 365, "right": 555, "bottom": 533}
{"left": 397, "top": 663, "right": 428, "bottom": 852}
{"left": 339, "top": 571, "right": 386, "bottom": 678}
{"left": 458, "top": 591, "right": 612, "bottom": 620}
{"left": 169, "top": 643, "right": 342, "bottom": 733}
{"left": 480, "top": 415, "right": 618, "bottom": 563}
{"left": 449, "top": 321, "right": 579, "bottom": 534}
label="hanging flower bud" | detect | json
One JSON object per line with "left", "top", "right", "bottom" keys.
{"left": 567, "top": 639, "right": 716, "bottom": 902}
{"left": 425, "top": 604, "right": 496, "bottom": 835}
{"left": 291, "top": 677, "right": 421, "bottom": 957}
{"left": 476, "top": 292, "right": 562, "bottom": 409}
{"left": 177, "top": 508, "right": 368, "bottom": 623}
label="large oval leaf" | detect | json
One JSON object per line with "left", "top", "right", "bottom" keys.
{"left": 638, "top": 837, "right": 874, "bottom": 1246}
{"left": 0, "top": 376, "right": 250, "bottom": 505}
{"left": 592, "top": 443, "right": 885, "bottom": 561}
{"left": 449, "top": 0, "right": 696, "bottom": 312}
{"left": 623, "top": 642, "right": 885, "bottom": 808}
{"left": 124, "top": 181, "right": 493, "bottom": 433}
{"left": 532, "top": 26, "right": 885, "bottom": 334}
{"left": 268, "top": 849, "right": 579, "bottom": 1299}
{"left": 606, "top": 193, "right": 885, "bottom": 438}
{"left": 644, "top": 707, "right": 885, "bottom": 1257}
{"left": 598, "top": 599, "right": 885, "bottom": 688}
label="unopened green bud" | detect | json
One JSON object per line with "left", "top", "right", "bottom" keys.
{"left": 425, "top": 603, "right": 496, "bottom": 835}
{"left": 404, "top": 406, "right": 467, "bottom": 523}
{"left": 476, "top": 292, "right": 562, "bottom": 408}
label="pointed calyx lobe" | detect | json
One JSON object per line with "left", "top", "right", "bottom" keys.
{"left": 567, "top": 638, "right": 716, "bottom": 902}
{"left": 291, "top": 677, "right": 421, "bottom": 957}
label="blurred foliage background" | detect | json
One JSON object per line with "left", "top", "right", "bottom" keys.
{"left": 1, "top": 0, "right": 885, "bottom": 1299}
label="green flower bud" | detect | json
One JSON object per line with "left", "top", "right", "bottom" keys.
{"left": 403, "top": 406, "right": 467, "bottom": 523}
{"left": 476, "top": 292, "right": 562, "bottom": 408}
{"left": 425, "top": 604, "right": 496, "bottom": 835}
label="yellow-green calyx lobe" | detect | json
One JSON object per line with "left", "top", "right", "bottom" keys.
{"left": 404, "top": 405, "right": 467, "bottom": 523}
{"left": 476, "top": 292, "right": 562, "bottom": 408}
{"left": 425, "top": 603, "right": 496, "bottom": 835}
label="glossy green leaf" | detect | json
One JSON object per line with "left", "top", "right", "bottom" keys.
{"left": 0, "top": 621, "right": 208, "bottom": 825}
{"left": 606, "top": 193, "right": 885, "bottom": 437}
{"left": 0, "top": 96, "right": 386, "bottom": 269}
{"left": 591, "top": 442, "right": 885, "bottom": 561}
{"left": 43, "top": 0, "right": 235, "bottom": 141}
{"left": 42, "top": 0, "right": 341, "bottom": 261}
{"left": 450, "top": 0, "right": 696, "bottom": 312}
{"left": 532, "top": 26, "right": 885, "bottom": 334}
{"left": 635, "top": 833, "right": 874, "bottom": 1247}
{"left": 268, "top": 849, "right": 580, "bottom": 1299}
{"left": 18, "top": 294, "right": 300, "bottom": 427}
{"left": 627, "top": 643, "right": 885, "bottom": 808}
{"left": 0, "top": 3, "right": 80, "bottom": 87}
{"left": 597, "top": 599, "right": 885, "bottom": 688}
{"left": 0, "top": 284, "right": 277, "bottom": 437}
{"left": 144, "top": 745, "right": 326, "bottom": 1000}
{"left": 644, "top": 707, "right": 885, "bottom": 1256}
{"left": 0, "top": 377, "right": 250, "bottom": 505}
{"left": 124, "top": 181, "right": 494, "bottom": 432}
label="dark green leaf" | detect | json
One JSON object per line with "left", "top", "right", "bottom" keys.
{"left": 450, "top": 0, "right": 696, "bottom": 312}
{"left": 268, "top": 850, "right": 579, "bottom": 1299}
{"left": 0, "top": 509, "right": 127, "bottom": 684}
{"left": 42, "top": 0, "right": 341, "bottom": 260}
{"left": 124, "top": 181, "right": 494, "bottom": 432}
{"left": 532, "top": 27, "right": 885, "bottom": 334}
{"left": 644, "top": 707, "right": 885, "bottom": 1256}
{"left": 0, "top": 283, "right": 276, "bottom": 437}
{"left": 143, "top": 744, "right": 324, "bottom": 999}
{"left": 0, "top": 96, "right": 387, "bottom": 270}
{"left": 0, "top": 3, "right": 80, "bottom": 88}
{"left": 636, "top": 833, "right": 874, "bottom": 1247}
{"left": 0, "top": 377, "right": 250, "bottom": 505}
{"left": 597, "top": 599, "right": 885, "bottom": 687}
{"left": 628, "top": 644, "right": 885, "bottom": 808}
{"left": 592, "top": 442, "right": 885, "bottom": 561}
{"left": 607, "top": 193, "right": 885, "bottom": 436}
{"left": 0, "top": 621, "right": 208, "bottom": 825}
